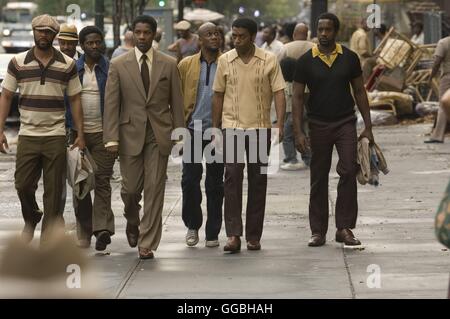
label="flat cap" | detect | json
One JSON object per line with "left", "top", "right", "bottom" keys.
{"left": 32, "top": 14, "right": 60, "bottom": 34}
{"left": 175, "top": 20, "right": 191, "bottom": 31}
{"left": 57, "top": 24, "right": 78, "bottom": 41}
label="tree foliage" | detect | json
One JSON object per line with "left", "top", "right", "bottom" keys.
{"left": 205, "top": 0, "right": 300, "bottom": 21}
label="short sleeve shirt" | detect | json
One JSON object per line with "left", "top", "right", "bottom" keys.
{"left": 2, "top": 47, "right": 82, "bottom": 136}
{"left": 293, "top": 45, "right": 362, "bottom": 122}
{"left": 213, "top": 46, "right": 286, "bottom": 129}
{"left": 435, "top": 36, "right": 450, "bottom": 75}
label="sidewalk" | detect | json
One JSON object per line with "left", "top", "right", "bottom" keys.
{"left": 0, "top": 123, "right": 448, "bottom": 298}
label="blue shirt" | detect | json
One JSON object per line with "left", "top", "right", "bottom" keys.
{"left": 188, "top": 58, "right": 217, "bottom": 131}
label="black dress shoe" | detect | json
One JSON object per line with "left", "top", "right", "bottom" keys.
{"left": 308, "top": 234, "right": 326, "bottom": 247}
{"left": 224, "top": 236, "right": 241, "bottom": 253}
{"left": 336, "top": 229, "right": 361, "bottom": 246}
{"left": 126, "top": 223, "right": 139, "bottom": 248}
{"left": 424, "top": 139, "right": 443, "bottom": 144}
{"left": 95, "top": 231, "right": 111, "bottom": 251}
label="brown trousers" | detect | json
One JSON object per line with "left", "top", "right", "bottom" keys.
{"left": 71, "top": 131, "right": 116, "bottom": 240}
{"left": 15, "top": 135, "right": 66, "bottom": 244}
{"left": 223, "top": 129, "right": 271, "bottom": 242}
{"left": 309, "top": 115, "right": 358, "bottom": 236}
{"left": 120, "top": 121, "right": 168, "bottom": 250}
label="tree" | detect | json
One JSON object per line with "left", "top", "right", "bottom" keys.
{"left": 205, "top": 0, "right": 300, "bottom": 21}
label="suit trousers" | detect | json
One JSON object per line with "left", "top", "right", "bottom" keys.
{"left": 120, "top": 120, "right": 169, "bottom": 250}
{"left": 71, "top": 131, "right": 116, "bottom": 240}
{"left": 223, "top": 129, "right": 271, "bottom": 242}
{"left": 15, "top": 135, "right": 66, "bottom": 244}
{"left": 309, "top": 115, "right": 358, "bottom": 236}
{"left": 181, "top": 129, "right": 224, "bottom": 240}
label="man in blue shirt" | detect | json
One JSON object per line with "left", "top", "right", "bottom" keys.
{"left": 178, "top": 23, "right": 224, "bottom": 248}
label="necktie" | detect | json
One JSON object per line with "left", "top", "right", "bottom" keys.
{"left": 141, "top": 54, "right": 150, "bottom": 97}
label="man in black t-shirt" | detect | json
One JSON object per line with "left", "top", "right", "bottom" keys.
{"left": 292, "top": 13, "right": 374, "bottom": 247}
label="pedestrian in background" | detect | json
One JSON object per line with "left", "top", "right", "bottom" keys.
{"left": 424, "top": 34, "right": 450, "bottom": 144}
{"left": 261, "top": 25, "right": 286, "bottom": 61}
{"left": 168, "top": 20, "right": 199, "bottom": 63}
{"left": 111, "top": 30, "right": 135, "bottom": 59}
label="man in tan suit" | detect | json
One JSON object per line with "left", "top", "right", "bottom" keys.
{"left": 103, "top": 15, "right": 184, "bottom": 259}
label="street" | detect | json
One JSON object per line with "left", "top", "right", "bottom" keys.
{"left": 0, "top": 122, "right": 448, "bottom": 298}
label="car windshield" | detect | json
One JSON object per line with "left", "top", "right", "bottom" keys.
{"left": 2, "top": 9, "right": 32, "bottom": 23}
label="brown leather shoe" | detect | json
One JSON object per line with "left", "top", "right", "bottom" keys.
{"left": 126, "top": 223, "right": 139, "bottom": 248}
{"left": 308, "top": 234, "right": 326, "bottom": 247}
{"left": 247, "top": 240, "right": 261, "bottom": 251}
{"left": 138, "top": 247, "right": 154, "bottom": 259}
{"left": 336, "top": 229, "right": 361, "bottom": 246}
{"left": 224, "top": 236, "right": 241, "bottom": 253}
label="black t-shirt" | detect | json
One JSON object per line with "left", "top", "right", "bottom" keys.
{"left": 293, "top": 45, "right": 362, "bottom": 122}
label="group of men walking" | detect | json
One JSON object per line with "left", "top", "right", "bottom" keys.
{"left": 0, "top": 12, "right": 374, "bottom": 259}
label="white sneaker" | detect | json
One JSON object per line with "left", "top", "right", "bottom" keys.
{"left": 186, "top": 229, "right": 199, "bottom": 246}
{"left": 205, "top": 239, "right": 219, "bottom": 247}
{"left": 280, "top": 162, "right": 308, "bottom": 171}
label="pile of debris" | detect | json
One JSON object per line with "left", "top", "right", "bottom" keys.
{"left": 362, "top": 27, "right": 439, "bottom": 126}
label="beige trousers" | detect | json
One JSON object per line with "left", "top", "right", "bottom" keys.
{"left": 119, "top": 121, "right": 169, "bottom": 250}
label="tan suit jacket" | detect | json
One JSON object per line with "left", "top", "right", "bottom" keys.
{"left": 103, "top": 49, "right": 185, "bottom": 156}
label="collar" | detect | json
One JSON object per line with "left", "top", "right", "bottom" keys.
{"left": 77, "top": 54, "right": 108, "bottom": 74}
{"left": 312, "top": 43, "right": 343, "bottom": 58}
{"left": 227, "top": 45, "right": 266, "bottom": 62}
{"left": 199, "top": 51, "right": 220, "bottom": 64}
{"left": 264, "top": 39, "right": 281, "bottom": 49}
{"left": 135, "top": 46, "right": 153, "bottom": 64}
{"left": 24, "top": 46, "right": 66, "bottom": 65}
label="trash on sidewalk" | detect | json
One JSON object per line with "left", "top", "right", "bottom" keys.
{"left": 415, "top": 101, "right": 440, "bottom": 116}
{"left": 368, "top": 90, "right": 414, "bottom": 115}
{"left": 357, "top": 110, "right": 398, "bottom": 128}
{"left": 363, "top": 26, "right": 439, "bottom": 126}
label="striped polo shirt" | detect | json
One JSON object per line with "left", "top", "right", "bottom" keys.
{"left": 1, "top": 47, "right": 82, "bottom": 136}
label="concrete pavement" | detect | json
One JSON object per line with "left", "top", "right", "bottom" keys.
{"left": 0, "top": 123, "right": 448, "bottom": 298}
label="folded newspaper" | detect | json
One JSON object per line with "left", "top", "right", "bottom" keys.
{"left": 66, "top": 147, "right": 97, "bottom": 200}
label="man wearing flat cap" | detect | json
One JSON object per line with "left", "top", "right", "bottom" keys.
{"left": 0, "top": 14, "right": 85, "bottom": 246}
{"left": 168, "top": 20, "right": 199, "bottom": 62}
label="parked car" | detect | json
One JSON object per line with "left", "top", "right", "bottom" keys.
{"left": 1, "top": 26, "right": 34, "bottom": 53}
{"left": 0, "top": 53, "right": 19, "bottom": 123}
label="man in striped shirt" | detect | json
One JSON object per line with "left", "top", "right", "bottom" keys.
{"left": 0, "top": 14, "right": 84, "bottom": 246}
